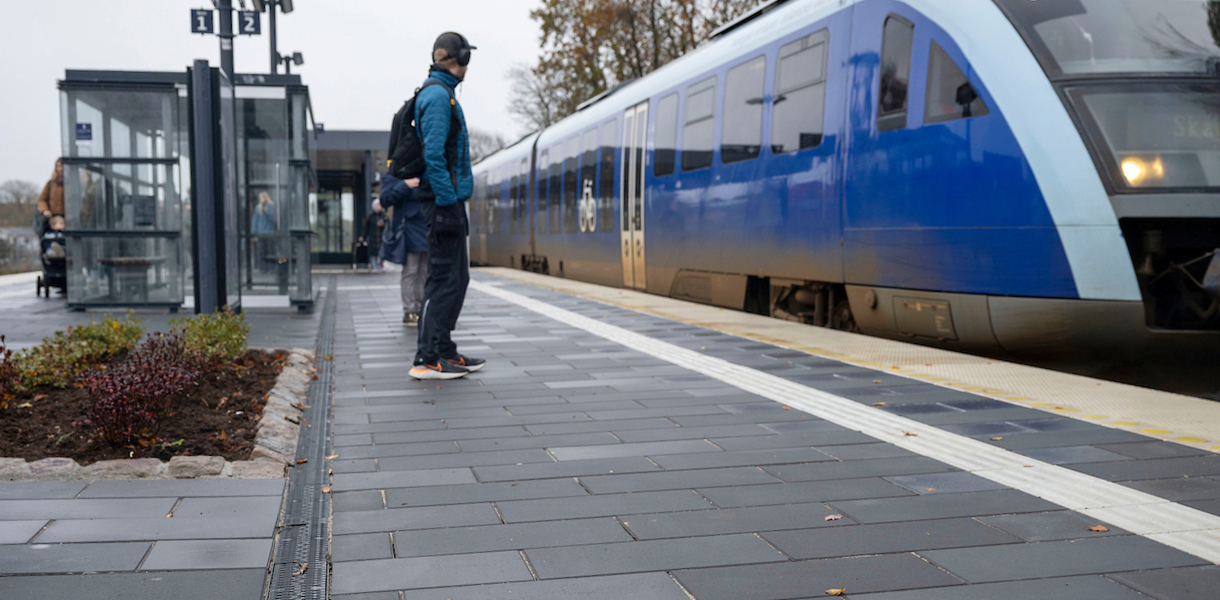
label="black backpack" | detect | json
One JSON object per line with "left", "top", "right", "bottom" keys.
{"left": 387, "top": 80, "right": 456, "bottom": 180}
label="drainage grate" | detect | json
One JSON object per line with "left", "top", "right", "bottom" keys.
{"left": 265, "top": 276, "right": 337, "bottom": 600}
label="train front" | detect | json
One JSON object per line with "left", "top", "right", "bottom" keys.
{"left": 996, "top": 0, "right": 1220, "bottom": 356}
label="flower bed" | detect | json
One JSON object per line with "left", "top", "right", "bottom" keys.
{"left": 0, "top": 311, "right": 314, "bottom": 480}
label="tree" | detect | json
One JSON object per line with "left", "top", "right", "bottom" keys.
{"left": 0, "top": 180, "right": 40, "bottom": 228}
{"left": 469, "top": 128, "right": 510, "bottom": 163}
{"left": 510, "top": 0, "right": 760, "bottom": 129}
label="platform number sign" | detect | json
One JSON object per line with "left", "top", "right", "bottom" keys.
{"left": 191, "top": 9, "right": 214, "bottom": 34}
{"left": 238, "top": 11, "right": 261, "bottom": 35}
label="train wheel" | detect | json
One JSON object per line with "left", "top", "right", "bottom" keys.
{"left": 831, "top": 300, "right": 859, "bottom": 333}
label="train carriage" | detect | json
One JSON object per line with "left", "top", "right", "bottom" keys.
{"left": 471, "top": 0, "right": 1220, "bottom": 360}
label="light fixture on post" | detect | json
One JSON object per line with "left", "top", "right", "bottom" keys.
{"left": 280, "top": 51, "right": 304, "bottom": 75}
{"left": 255, "top": 0, "right": 294, "bottom": 74}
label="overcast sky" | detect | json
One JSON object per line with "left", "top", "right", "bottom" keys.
{"left": 0, "top": 0, "right": 540, "bottom": 186}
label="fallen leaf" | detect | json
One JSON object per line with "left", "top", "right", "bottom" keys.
{"left": 824, "top": 514, "right": 844, "bottom": 521}
{"left": 872, "top": 402, "right": 887, "bottom": 407}
{"left": 924, "top": 488, "right": 937, "bottom": 492}
{"left": 782, "top": 406, "right": 792, "bottom": 410}
{"left": 312, "top": 375, "right": 319, "bottom": 380}
{"left": 325, "top": 454, "right": 339, "bottom": 460}
{"left": 165, "top": 513, "right": 173, "bottom": 518}
{"left": 904, "top": 432, "right": 918, "bottom": 437}
{"left": 826, "top": 588, "right": 846, "bottom": 596}
{"left": 295, "top": 459, "right": 308, "bottom": 464}
{"left": 293, "top": 562, "right": 309, "bottom": 576}
{"left": 31, "top": 394, "right": 47, "bottom": 401}
{"left": 320, "top": 486, "right": 331, "bottom": 493}
{"left": 17, "top": 402, "right": 31, "bottom": 408}
{"left": 872, "top": 380, "right": 881, "bottom": 384}
{"left": 1088, "top": 525, "right": 1110, "bottom": 532}
{"left": 990, "top": 437, "right": 1003, "bottom": 441}
{"left": 1023, "top": 465, "right": 1033, "bottom": 468}
{"left": 325, "top": 354, "right": 332, "bottom": 361}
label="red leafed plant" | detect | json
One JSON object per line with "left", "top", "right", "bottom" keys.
{"left": 79, "top": 332, "right": 204, "bottom": 445}
{"left": 0, "top": 335, "right": 18, "bottom": 408}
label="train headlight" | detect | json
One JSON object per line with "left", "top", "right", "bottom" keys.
{"left": 1121, "top": 156, "right": 1165, "bottom": 186}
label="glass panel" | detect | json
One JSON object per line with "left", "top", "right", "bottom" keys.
{"left": 217, "top": 72, "right": 241, "bottom": 309}
{"left": 63, "top": 163, "right": 181, "bottom": 231}
{"left": 773, "top": 30, "right": 829, "bottom": 154}
{"left": 634, "top": 112, "right": 646, "bottom": 231}
{"left": 599, "top": 120, "right": 616, "bottom": 232}
{"left": 67, "top": 235, "right": 184, "bottom": 305}
{"left": 62, "top": 89, "right": 178, "bottom": 159}
{"left": 995, "top": 0, "right": 1220, "bottom": 76}
{"left": 622, "top": 111, "right": 635, "bottom": 231}
{"left": 723, "top": 56, "right": 766, "bottom": 163}
{"left": 564, "top": 136, "right": 579, "bottom": 233}
{"left": 683, "top": 77, "right": 717, "bottom": 171}
{"left": 290, "top": 92, "right": 308, "bottom": 159}
{"left": 509, "top": 171, "right": 519, "bottom": 235}
{"left": 549, "top": 144, "right": 562, "bottom": 234}
{"left": 488, "top": 172, "right": 500, "bottom": 235}
{"left": 580, "top": 129, "right": 598, "bottom": 233}
{"left": 654, "top": 94, "right": 678, "bottom": 176}
{"left": 925, "top": 41, "right": 989, "bottom": 125}
{"left": 1075, "top": 82, "right": 1220, "bottom": 189}
{"left": 519, "top": 158, "right": 529, "bottom": 235}
{"left": 878, "top": 15, "right": 914, "bottom": 132}
{"left": 536, "top": 152, "right": 548, "bottom": 234}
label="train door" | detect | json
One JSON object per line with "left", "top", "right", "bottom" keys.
{"left": 621, "top": 101, "right": 648, "bottom": 289}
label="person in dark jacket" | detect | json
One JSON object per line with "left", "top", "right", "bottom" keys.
{"left": 409, "top": 31, "right": 484, "bottom": 380}
{"left": 379, "top": 174, "right": 428, "bottom": 326}
{"left": 363, "top": 200, "right": 386, "bottom": 271}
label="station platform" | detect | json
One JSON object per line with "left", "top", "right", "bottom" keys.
{"left": 327, "top": 269, "right": 1220, "bottom": 599}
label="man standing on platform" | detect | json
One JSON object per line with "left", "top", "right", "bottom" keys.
{"left": 408, "top": 31, "right": 486, "bottom": 380}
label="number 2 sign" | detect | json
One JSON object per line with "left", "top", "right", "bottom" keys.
{"left": 190, "top": 9, "right": 214, "bottom": 34}
{"left": 239, "top": 11, "right": 261, "bottom": 35}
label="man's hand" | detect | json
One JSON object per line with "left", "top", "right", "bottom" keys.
{"left": 405, "top": 178, "right": 420, "bottom": 189}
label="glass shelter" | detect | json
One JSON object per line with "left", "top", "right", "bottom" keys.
{"left": 59, "top": 73, "right": 187, "bottom": 310}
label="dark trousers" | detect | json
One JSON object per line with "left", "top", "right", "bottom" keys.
{"left": 414, "top": 200, "right": 469, "bottom": 365}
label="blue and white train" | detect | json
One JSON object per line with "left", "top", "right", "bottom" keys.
{"left": 471, "top": 0, "right": 1220, "bottom": 359}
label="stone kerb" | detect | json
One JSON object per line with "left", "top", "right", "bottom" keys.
{"left": 0, "top": 348, "right": 314, "bottom": 481}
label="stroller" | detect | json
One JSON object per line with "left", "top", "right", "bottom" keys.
{"left": 35, "top": 213, "right": 66, "bottom": 297}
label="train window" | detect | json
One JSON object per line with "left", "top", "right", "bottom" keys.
{"left": 473, "top": 172, "right": 487, "bottom": 234}
{"left": 723, "top": 56, "right": 766, "bottom": 163}
{"left": 772, "top": 29, "right": 829, "bottom": 154}
{"left": 501, "top": 165, "right": 512, "bottom": 235}
{"left": 599, "top": 120, "right": 616, "bottom": 232}
{"left": 488, "top": 171, "right": 499, "bottom": 235}
{"left": 519, "top": 158, "right": 529, "bottom": 235}
{"left": 549, "top": 144, "right": 562, "bottom": 234}
{"left": 654, "top": 93, "right": 678, "bottom": 176}
{"left": 683, "top": 77, "right": 717, "bottom": 171}
{"left": 536, "top": 151, "right": 548, "bottom": 234}
{"left": 925, "top": 40, "right": 989, "bottom": 124}
{"left": 563, "top": 136, "right": 579, "bottom": 233}
{"left": 580, "top": 128, "right": 598, "bottom": 233}
{"left": 509, "top": 169, "right": 519, "bottom": 235}
{"left": 878, "top": 15, "right": 914, "bottom": 132}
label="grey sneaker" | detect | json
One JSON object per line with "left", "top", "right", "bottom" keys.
{"left": 403, "top": 311, "right": 419, "bottom": 326}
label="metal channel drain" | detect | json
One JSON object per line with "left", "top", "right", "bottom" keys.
{"left": 266, "top": 276, "right": 337, "bottom": 599}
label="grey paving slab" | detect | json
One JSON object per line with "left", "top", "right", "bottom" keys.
{"left": 0, "top": 541, "right": 150, "bottom": 574}
{"left": 394, "top": 517, "right": 632, "bottom": 557}
{"left": 758, "top": 420, "right": 848, "bottom": 433}
{"left": 714, "top": 430, "right": 877, "bottom": 449}
{"left": 832, "top": 490, "right": 1059, "bottom": 523}
{"left": 398, "top": 572, "right": 689, "bottom": 600}
{"left": 762, "top": 456, "right": 957, "bottom": 483}
{"left": 1107, "top": 566, "right": 1220, "bottom": 600}
{"left": 581, "top": 465, "right": 782, "bottom": 494}
{"left": 335, "top": 433, "right": 374, "bottom": 447}
{"left": 78, "top": 479, "right": 284, "bottom": 498}
{"left": 331, "top": 551, "right": 532, "bottom": 595}
{"left": 1098, "top": 441, "right": 1211, "bottom": 460}
{"left": 497, "top": 489, "right": 713, "bottom": 522}
{"left": 525, "top": 533, "right": 784, "bottom": 579}
{"left": 812, "top": 443, "right": 917, "bottom": 461}
{"left": 674, "top": 553, "right": 964, "bottom": 600}
{"left": 333, "top": 490, "right": 385, "bottom": 512}
{"left": 1021, "top": 445, "right": 1131, "bottom": 465}
{"left": 334, "top": 592, "right": 401, "bottom": 600}
{"left": 922, "top": 536, "right": 1205, "bottom": 582}
{"left": 331, "top": 467, "right": 476, "bottom": 492}
{"left": 332, "top": 458, "right": 379, "bottom": 474}
{"left": 670, "top": 412, "right": 817, "bottom": 427}
{"left": 36, "top": 514, "right": 275, "bottom": 543}
{"left": 653, "top": 447, "right": 835, "bottom": 470}
{"left": 140, "top": 538, "right": 273, "bottom": 571}
{"left": 335, "top": 420, "right": 446, "bottom": 435}
{"left": 385, "top": 477, "right": 587, "bottom": 507}
{"left": 473, "top": 456, "right": 661, "bottom": 482}
{"left": 372, "top": 425, "right": 530, "bottom": 444}
{"left": 457, "top": 432, "right": 623, "bottom": 452}
{"left": 612, "top": 423, "right": 774, "bottom": 442}
{"left": 549, "top": 439, "right": 720, "bottom": 461}
{"left": 976, "top": 511, "right": 1129, "bottom": 542}
{"left": 0, "top": 498, "right": 176, "bottom": 521}
{"left": 700, "top": 478, "right": 912, "bottom": 507}
{"left": 0, "top": 569, "right": 267, "bottom": 600}
{"left": 850, "top": 575, "right": 1146, "bottom": 600}
{"left": 986, "top": 428, "right": 1147, "bottom": 449}
{"left": 1121, "top": 477, "right": 1220, "bottom": 501}
{"left": 884, "top": 472, "right": 1008, "bottom": 495}
{"left": 625, "top": 502, "right": 851, "bottom": 539}
{"left": 0, "top": 520, "right": 47, "bottom": 545}
{"left": 0, "top": 481, "right": 87, "bottom": 500}
{"left": 333, "top": 532, "right": 394, "bottom": 561}
{"left": 524, "top": 417, "right": 677, "bottom": 435}
{"left": 377, "top": 448, "right": 553, "bottom": 471}
{"left": 173, "top": 495, "right": 283, "bottom": 518}
{"left": 1072, "top": 455, "right": 1220, "bottom": 481}
{"left": 337, "top": 440, "right": 459, "bottom": 459}
{"left": 333, "top": 503, "right": 501, "bottom": 535}
{"left": 764, "top": 517, "right": 1020, "bottom": 559}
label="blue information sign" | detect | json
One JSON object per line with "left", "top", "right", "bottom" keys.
{"left": 75, "top": 123, "right": 92, "bottom": 146}
{"left": 191, "top": 9, "right": 214, "bottom": 34}
{"left": 238, "top": 11, "right": 261, "bottom": 35}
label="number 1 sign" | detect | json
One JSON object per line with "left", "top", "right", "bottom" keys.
{"left": 191, "top": 9, "right": 214, "bottom": 34}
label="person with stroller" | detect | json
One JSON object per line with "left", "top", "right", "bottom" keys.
{"left": 35, "top": 159, "right": 66, "bottom": 296}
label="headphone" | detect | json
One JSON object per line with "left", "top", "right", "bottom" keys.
{"left": 438, "top": 32, "right": 474, "bottom": 67}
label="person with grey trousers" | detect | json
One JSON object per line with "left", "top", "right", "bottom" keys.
{"left": 379, "top": 173, "right": 428, "bottom": 326}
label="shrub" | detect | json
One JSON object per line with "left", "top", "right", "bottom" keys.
{"left": 80, "top": 332, "right": 202, "bottom": 445}
{"left": 0, "top": 335, "right": 18, "bottom": 407}
{"left": 170, "top": 306, "right": 249, "bottom": 364}
{"left": 16, "top": 311, "right": 144, "bottom": 388}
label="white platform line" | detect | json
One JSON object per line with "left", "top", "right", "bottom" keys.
{"left": 471, "top": 280, "right": 1220, "bottom": 564}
